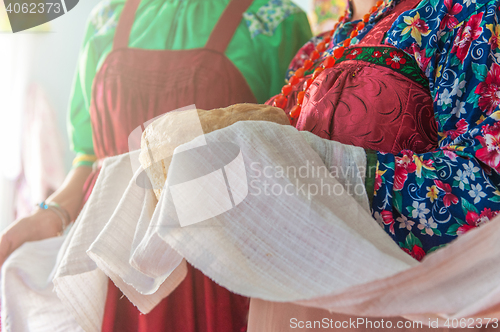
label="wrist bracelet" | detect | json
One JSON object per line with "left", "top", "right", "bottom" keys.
{"left": 37, "top": 201, "right": 71, "bottom": 236}
{"left": 39, "top": 202, "right": 71, "bottom": 220}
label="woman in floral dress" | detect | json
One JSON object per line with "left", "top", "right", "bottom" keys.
{"left": 272, "top": 0, "right": 500, "bottom": 263}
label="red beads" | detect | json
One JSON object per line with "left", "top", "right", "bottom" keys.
{"left": 274, "top": 0, "right": 388, "bottom": 120}
{"left": 289, "top": 75, "right": 299, "bottom": 86}
{"left": 303, "top": 59, "right": 313, "bottom": 70}
{"left": 305, "top": 78, "right": 313, "bottom": 88}
{"left": 297, "top": 91, "right": 305, "bottom": 104}
{"left": 295, "top": 68, "right": 305, "bottom": 78}
{"left": 316, "top": 41, "right": 326, "bottom": 53}
{"left": 323, "top": 56, "right": 336, "bottom": 68}
{"left": 274, "top": 95, "right": 288, "bottom": 109}
{"left": 334, "top": 46, "right": 345, "bottom": 59}
{"left": 310, "top": 50, "right": 320, "bottom": 61}
{"left": 281, "top": 84, "right": 293, "bottom": 96}
{"left": 290, "top": 105, "right": 302, "bottom": 119}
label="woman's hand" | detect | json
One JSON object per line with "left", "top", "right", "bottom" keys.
{"left": 0, "top": 208, "right": 63, "bottom": 267}
{"left": 0, "top": 165, "right": 93, "bottom": 268}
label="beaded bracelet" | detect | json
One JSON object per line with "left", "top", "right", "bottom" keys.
{"left": 37, "top": 201, "right": 71, "bottom": 236}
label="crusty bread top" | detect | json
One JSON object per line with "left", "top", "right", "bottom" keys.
{"left": 139, "top": 103, "right": 288, "bottom": 170}
{"left": 196, "top": 103, "right": 289, "bottom": 133}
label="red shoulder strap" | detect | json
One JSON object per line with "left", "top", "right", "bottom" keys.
{"left": 113, "top": 0, "right": 142, "bottom": 50}
{"left": 358, "top": 0, "right": 422, "bottom": 46}
{"left": 205, "top": 0, "right": 254, "bottom": 53}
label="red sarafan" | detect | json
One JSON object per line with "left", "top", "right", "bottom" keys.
{"left": 86, "top": 0, "right": 256, "bottom": 330}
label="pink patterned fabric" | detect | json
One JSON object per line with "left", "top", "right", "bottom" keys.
{"left": 293, "top": 59, "right": 437, "bottom": 154}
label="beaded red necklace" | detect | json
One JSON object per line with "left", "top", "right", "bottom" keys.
{"left": 274, "top": 0, "right": 387, "bottom": 120}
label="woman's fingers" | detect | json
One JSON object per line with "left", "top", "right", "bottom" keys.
{"left": 0, "top": 231, "right": 14, "bottom": 268}
{"left": 0, "top": 211, "right": 61, "bottom": 269}
{"left": 0, "top": 219, "right": 27, "bottom": 268}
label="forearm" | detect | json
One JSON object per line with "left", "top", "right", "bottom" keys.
{"left": 0, "top": 165, "right": 93, "bottom": 266}
{"left": 46, "top": 165, "right": 93, "bottom": 221}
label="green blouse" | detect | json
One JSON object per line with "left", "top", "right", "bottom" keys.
{"left": 68, "top": 0, "right": 312, "bottom": 166}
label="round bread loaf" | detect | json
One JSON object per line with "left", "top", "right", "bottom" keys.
{"left": 139, "top": 103, "right": 289, "bottom": 199}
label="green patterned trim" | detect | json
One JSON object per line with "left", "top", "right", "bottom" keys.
{"left": 338, "top": 46, "right": 428, "bottom": 88}
{"left": 309, "top": 46, "right": 429, "bottom": 89}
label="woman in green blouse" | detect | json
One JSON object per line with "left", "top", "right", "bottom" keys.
{"left": 70, "top": 0, "right": 312, "bottom": 166}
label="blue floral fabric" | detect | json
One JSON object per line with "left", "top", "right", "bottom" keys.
{"left": 90, "top": 0, "right": 117, "bottom": 36}
{"left": 243, "top": 0, "right": 303, "bottom": 38}
{"left": 376, "top": 0, "right": 500, "bottom": 260}
{"left": 287, "top": 0, "right": 500, "bottom": 261}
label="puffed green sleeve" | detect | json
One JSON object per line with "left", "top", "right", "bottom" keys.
{"left": 67, "top": 20, "right": 96, "bottom": 167}
{"left": 67, "top": 0, "right": 122, "bottom": 167}
{"left": 256, "top": 9, "right": 312, "bottom": 100}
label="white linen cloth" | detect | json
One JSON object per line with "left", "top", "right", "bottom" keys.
{"left": 1, "top": 235, "right": 83, "bottom": 332}
{"left": 53, "top": 151, "right": 187, "bottom": 332}
{"left": 2, "top": 121, "right": 500, "bottom": 332}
